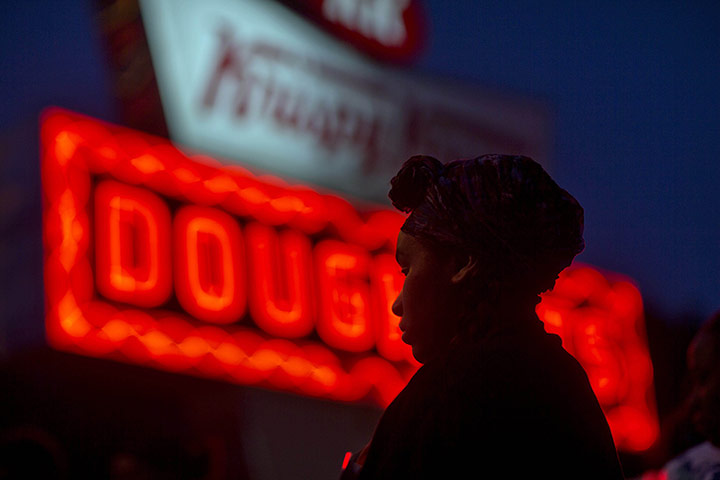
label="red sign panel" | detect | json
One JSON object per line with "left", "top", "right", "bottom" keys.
{"left": 280, "top": 0, "right": 427, "bottom": 63}
{"left": 41, "top": 109, "right": 658, "bottom": 452}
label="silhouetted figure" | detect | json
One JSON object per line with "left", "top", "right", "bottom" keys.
{"left": 342, "top": 154, "right": 624, "bottom": 479}
{"left": 659, "top": 311, "right": 720, "bottom": 479}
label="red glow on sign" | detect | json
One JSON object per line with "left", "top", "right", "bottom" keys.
{"left": 41, "top": 108, "right": 412, "bottom": 408}
{"left": 94, "top": 181, "right": 172, "bottom": 307}
{"left": 174, "top": 206, "right": 247, "bottom": 324}
{"left": 537, "top": 267, "right": 659, "bottom": 452}
{"left": 41, "top": 109, "right": 658, "bottom": 452}
{"left": 246, "top": 223, "right": 314, "bottom": 338}
{"left": 370, "top": 253, "right": 409, "bottom": 362}
{"left": 315, "top": 240, "right": 374, "bottom": 352}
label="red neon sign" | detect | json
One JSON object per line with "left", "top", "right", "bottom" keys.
{"left": 41, "top": 109, "right": 658, "bottom": 452}
{"left": 537, "top": 267, "right": 659, "bottom": 452}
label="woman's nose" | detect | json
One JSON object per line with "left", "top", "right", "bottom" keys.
{"left": 391, "top": 291, "right": 403, "bottom": 317}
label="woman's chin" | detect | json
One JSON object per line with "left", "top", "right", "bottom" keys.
{"left": 410, "top": 345, "right": 428, "bottom": 364}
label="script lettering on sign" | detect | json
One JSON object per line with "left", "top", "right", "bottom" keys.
{"left": 139, "top": 0, "right": 549, "bottom": 202}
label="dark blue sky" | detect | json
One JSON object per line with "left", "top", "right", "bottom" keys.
{"left": 1, "top": 0, "right": 719, "bottom": 332}
{"left": 415, "top": 0, "right": 720, "bottom": 321}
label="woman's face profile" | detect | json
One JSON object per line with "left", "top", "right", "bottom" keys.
{"left": 392, "top": 231, "right": 462, "bottom": 364}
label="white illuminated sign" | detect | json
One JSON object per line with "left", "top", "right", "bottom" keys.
{"left": 140, "top": 0, "right": 549, "bottom": 202}
{"left": 322, "top": 0, "right": 410, "bottom": 46}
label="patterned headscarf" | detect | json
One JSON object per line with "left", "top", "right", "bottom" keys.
{"left": 389, "top": 154, "right": 584, "bottom": 295}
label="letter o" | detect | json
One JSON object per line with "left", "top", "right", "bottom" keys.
{"left": 174, "top": 206, "right": 246, "bottom": 324}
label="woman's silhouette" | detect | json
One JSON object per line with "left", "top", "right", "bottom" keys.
{"left": 343, "top": 154, "right": 624, "bottom": 479}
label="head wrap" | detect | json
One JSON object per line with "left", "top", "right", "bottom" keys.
{"left": 389, "top": 154, "right": 584, "bottom": 295}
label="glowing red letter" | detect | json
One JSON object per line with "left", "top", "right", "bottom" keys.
{"left": 371, "top": 254, "right": 413, "bottom": 362}
{"left": 315, "top": 240, "right": 374, "bottom": 352}
{"left": 174, "top": 206, "right": 246, "bottom": 324}
{"left": 245, "top": 223, "right": 314, "bottom": 338}
{"left": 95, "top": 180, "right": 172, "bottom": 307}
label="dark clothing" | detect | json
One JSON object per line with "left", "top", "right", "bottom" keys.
{"left": 356, "top": 314, "right": 624, "bottom": 479}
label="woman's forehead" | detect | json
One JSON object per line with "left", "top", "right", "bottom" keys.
{"left": 395, "top": 231, "right": 411, "bottom": 261}
{"left": 396, "top": 231, "right": 437, "bottom": 263}
{"left": 396, "top": 231, "right": 418, "bottom": 254}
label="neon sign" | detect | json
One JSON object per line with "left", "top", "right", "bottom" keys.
{"left": 41, "top": 109, "right": 658, "bottom": 452}
{"left": 536, "top": 267, "right": 659, "bottom": 452}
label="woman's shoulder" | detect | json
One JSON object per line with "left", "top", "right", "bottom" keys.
{"left": 443, "top": 320, "right": 605, "bottom": 427}
{"left": 449, "top": 320, "right": 581, "bottom": 383}
{"left": 442, "top": 322, "right": 622, "bottom": 477}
